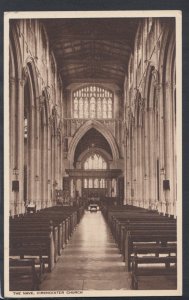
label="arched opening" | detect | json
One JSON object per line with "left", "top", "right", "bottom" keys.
{"left": 23, "top": 78, "right": 30, "bottom": 205}
{"left": 67, "top": 127, "right": 121, "bottom": 207}
{"left": 23, "top": 63, "right": 38, "bottom": 208}
{"left": 68, "top": 120, "right": 120, "bottom": 168}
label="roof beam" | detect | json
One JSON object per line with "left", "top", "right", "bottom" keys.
{"left": 64, "top": 71, "right": 124, "bottom": 81}
{"left": 57, "top": 57, "right": 128, "bottom": 65}
{"left": 49, "top": 35, "right": 133, "bottom": 45}
{"left": 59, "top": 62, "right": 127, "bottom": 72}
{"left": 63, "top": 78, "right": 123, "bottom": 88}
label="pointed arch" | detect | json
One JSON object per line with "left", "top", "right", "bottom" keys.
{"left": 68, "top": 120, "right": 120, "bottom": 168}
{"left": 23, "top": 59, "right": 40, "bottom": 105}
{"left": 9, "top": 23, "right": 23, "bottom": 79}
{"left": 143, "top": 63, "right": 159, "bottom": 110}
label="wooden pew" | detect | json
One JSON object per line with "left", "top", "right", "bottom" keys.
{"left": 9, "top": 206, "right": 83, "bottom": 272}
{"left": 124, "top": 230, "right": 177, "bottom": 271}
{"left": 9, "top": 258, "right": 44, "bottom": 291}
{"left": 119, "top": 222, "right": 176, "bottom": 258}
{"left": 111, "top": 215, "right": 176, "bottom": 245}
{"left": 12, "top": 207, "right": 77, "bottom": 257}
{"left": 10, "top": 219, "right": 59, "bottom": 266}
{"left": 110, "top": 212, "right": 176, "bottom": 236}
{"left": 131, "top": 255, "right": 177, "bottom": 290}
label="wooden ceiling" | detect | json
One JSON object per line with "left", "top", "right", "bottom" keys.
{"left": 44, "top": 18, "right": 139, "bottom": 87}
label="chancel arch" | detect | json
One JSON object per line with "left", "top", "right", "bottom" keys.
{"left": 68, "top": 119, "right": 120, "bottom": 168}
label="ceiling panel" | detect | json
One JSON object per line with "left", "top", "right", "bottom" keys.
{"left": 44, "top": 18, "right": 140, "bottom": 87}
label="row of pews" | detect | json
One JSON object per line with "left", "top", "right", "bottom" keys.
{"left": 9, "top": 205, "right": 85, "bottom": 291}
{"left": 102, "top": 204, "right": 177, "bottom": 290}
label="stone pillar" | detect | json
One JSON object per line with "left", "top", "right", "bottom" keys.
{"left": 40, "top": 116, "right": 47, "bottom": 209}
{"left": 55, "top": 133, "right": 58, "bottom": 187}
{"left": 141, "top": 124, "right": 145, "bottom": 208}
{"left": 43, "top": 123, "right": 48, "bottom": 208}
{"left": 172, "top": 86, "right": 177, "bottom": 217}
{"left": 137, "top": 125, "right": 143, "bottom": 207}
{"left": 47, "top": 124, "right": 52, "bottom": 207}
{"left": 164, "top": 82, "right": 174, "bottom": 215}
{"left": 35, "top": 104, "right": 41, "bottom": 210}
{"left": 130, "top": 127, "right": 134, "bottom": 206}
{"left": 51, "top": 131, "right": 55, "bottom": 205}
{"left": 58, "top": 135, "right": 62, "bottom": 188}
{"left": 144, "top": 110, "right": 150, "bottom": 209}
{"left": 133, "top": 125, "right": 138, "bottom": 206}
{"left": 125, "top": 136, "right": 129, "bottom": 204}
{"left": 123, "top": 134, "right": 127, "bottom": 205}
{"left": 148, "top": 108, "right": 156, "bottom": 210}
{"left": 39, "top": 116, "right": 44, "bottom": 209}
{"left": 9, "top": 77, "right": 16, "bottom": 215}
{"left": 17, "top": 79, "right": 25, "bottom": 214}
{"left": 157, "top": 84, "right": 166, "bottom": 213}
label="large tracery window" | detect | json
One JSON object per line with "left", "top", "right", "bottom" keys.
{"left": 84, "top": 154, "right": 107, "bottom": 170}
{"left": 73, "top": 85, "right": 113, "bottom": 119}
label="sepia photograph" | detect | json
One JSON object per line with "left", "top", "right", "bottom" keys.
{"left": 4, "top": 10, "right": 182, "bottom": 297}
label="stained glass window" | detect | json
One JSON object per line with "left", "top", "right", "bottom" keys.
{"left": 84, "top": 154, "right": 107, "bottom": 170}
{"left": 73, "top": 85, "right": 113, "bottom": 119}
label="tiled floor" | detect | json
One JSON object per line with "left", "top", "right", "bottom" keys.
{"left": 40, "top": 211, "right": 131, "bottom": 291}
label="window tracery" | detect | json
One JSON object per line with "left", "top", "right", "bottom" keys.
{"left": 73, "top": 85, "right": 113, "bottom": 119}
{"left": 83, "top": 153, "right": 107, "bottom": 170}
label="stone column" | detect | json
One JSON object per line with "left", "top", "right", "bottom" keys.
{"left": 148, "top": 108, "right": 156, "bottom": 210}
{"left": 123, "top": 133, "right": 127, "bottom": 205}
{"left": 55, "top": 135, "right": 58, "bottom": 186}
{"left": 172, "top": 86, "right": 177, "bottom": 217}
{"left": 47, "top": 124, "right": 52, "bottom": 207}
{"left": 131, "top": 125, "right": 135, "bottom": 206}
{"left": 137, "top": 124, "right": 143, "bottom": 207}
{"left": 125, "top": 136, "right": 129, "bottom": 204}
{"left": 52, "top": 132, "right": 56, "bottom": 206}
{"left": 164, "top": 81, "right": 174, "bottom": 215}
{"left": 43, "top": 123, "right": 48, "bottom": 208}
{"left": 40, "top": 116, "right": 46, "bottom": 209}
{"left": 35, "top": 104, "right": 41, "bottom": 210}
{"left": 141, "top": 124, "right": 145, "bottom": 208}
{"left": 156, "top": 84, "right": 166, "bottom": 213}
{"left": 17, "top": 79, "right": 25, "bottom": 214}
{"left": 58, "top": 135, "right": 61, "bottom": 188}
{"left": 133, "top": 125, "right": 138, "bottom": 206}
{"left": 144, "top": 110, "right": 150, "bottom": 209}
{"left": 9, "top": 77, "right": 16, "bottom": 215}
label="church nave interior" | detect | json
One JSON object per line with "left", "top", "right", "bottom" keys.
{"left": 7, "top": 15, "right": 179, "bottom": 294}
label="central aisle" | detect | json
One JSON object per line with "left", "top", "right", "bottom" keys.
{"left": 40, "top": 211, "right": 131, "bottom": 291}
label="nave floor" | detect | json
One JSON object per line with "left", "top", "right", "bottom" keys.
{"left": 40, "top": 211, "right": 131, "bottom": 291}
